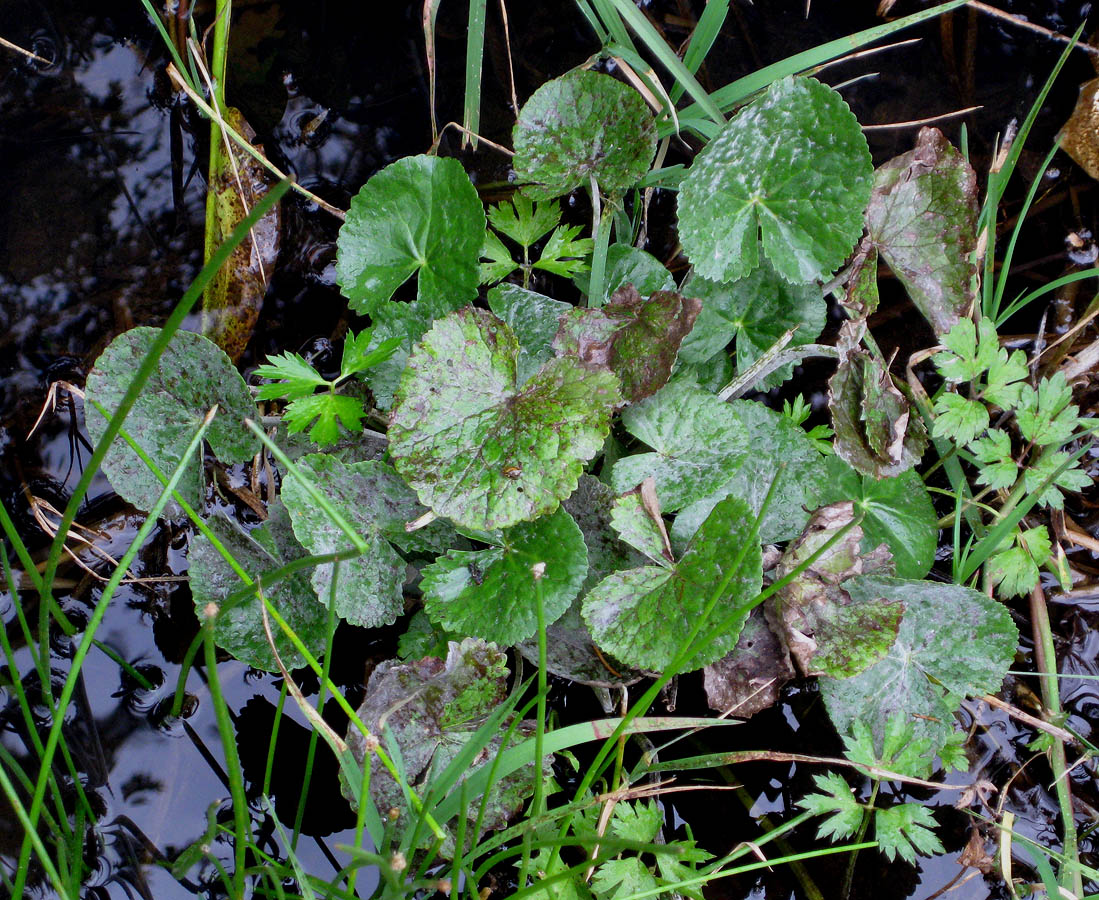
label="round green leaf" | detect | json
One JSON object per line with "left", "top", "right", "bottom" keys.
{"left": 389, "top": 307, "right": 621, "bottom": 531}
{"left": 281, "top": 455, "right": 455, "bottom": 628}
{"left": 84, "top": 327, "right": 259, "bottom": 515}
{"left": 819, "top": 457, "right": 938, "bottom": 580}
{"left": 582, "top": 495, "right": 762, "bottom": 672}
{"left": 421, "top": 507, "right": 587, "bottom": 645}
{"left": 677, "top": 76, "right": 872, "bottom": 284}
{"left": 189, "top": 503, "right": 329, "bottom": 672}
{"left": 336, "top": 154, "right": 485, "bottom": 318}
{"left": 678, "top": 261, "right": 826, "bottom": 389}
{"left": 820, "top": 575, "right": 1018, "bottom": 751}
{"left": 512, "top": 70, "right": 657, "bottom": 200}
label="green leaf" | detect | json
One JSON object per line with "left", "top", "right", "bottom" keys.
{"left": 608, "top": 799, "right": 662, "bottom": 843}
{"left": 820, "top": 575, "right": 1018, "bottom": 752}
{"left": 829, "top": 340, "right": 928, "bottom": 479}
{"left": 874, "top": 804, "right": 943, "bottom": 863}
{"left": 389, "top": 307, "right": 620, "bottom": 531}
{"left": 336, "top": 155, "right": 485, "bottom": 318}
{"left": 84, "top": 327, "right": 259, "bottom": 514}
{"left": 838, "top": 242, "right": 879, "bottom": 319}
{"left": 671, "top": 399, "right": 830, "bottom": 545}
{"left": 487, "top": 194, "right": 561, "bottom": 248}
{"left": 280, "top": 393, "right": 367, "bottom": 447}
{"left": 341, "top": 329, "right": 403, "bottom": 378}
{"left": 933, "top": 319, "right": 997, "bottom": 384}
{"left": 987, "top": 526, "right": 1051, "bottom": 598}
{"left": 931, "top": 392, "right": 989, "bottom": 447}
{"left": 554, "top": 286, "right": 702, "bottom": 403}
{"left": 677, "top": 261, "right": 826, "bottom": 389}
{"left": 770, "top": 503, "right": 900, "bottom": 678}
{"left": 1016, "top": 373, "right": 1079, "bottom": 446}
{"left": 486, "top": 284, "right": 571, "bottom": 386}
{"left": 573, "top": 244, "right": 675, "bottom": 306}
{"left": 970, "top": 429, "right": 1018, "bottom": 491}
{"left": 591, "top": 858, "right": 659, "bottom": 900}
{"left": 611, "top": 379, "right": 749, "bottom": 512}
{"left": 819, "top": 457, "right": 938, "bottom": 580}
{"left": 420, "top": 507, "right": 587, "bottom": 645}
{"left": 654, "top": 839, "right": 713, "bottom": 900}
{"left": 534, "top": 224, "right": 594, "bottom": 278}
{"left": 843, "top": 715, "right": 936, "bottom": 779}
{"left": 677, "top": 76, "right": 872, "bottom": 284}
{"left": 254, "top": 351, "right": 328, "bottom": 400}
{"left": 581, "top": 495, "right": 763, "bottom": 672}
{"left": 797, "top": 772, "right": 862, "bottom": 842}
{"left": 480, "top": 229, "right": 519, "bottom": 285}
{"left": 281, "top": 455, "right": 455, "bottom": 627}
{"left": 398, "top": 610, "right": 454, "bottom": 661}
{"left": 189, "top": 502, "right": 329, "bottom": 672}
{"left": 984, "top": 347, "right": 1029, "bottom": 410}
{"left": 609, "top": 488, "right": 671, "bottom": 566}
{"left": 512, "top": 70, "right": 657, "bottom": 200}
{"left": 866, "top": 127, "right": 978, "bottom": 336}
{"left": 1023, "top": 449, "right": 1092, "bottom": 509}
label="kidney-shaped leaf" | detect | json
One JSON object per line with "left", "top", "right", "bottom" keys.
{"left": 84, "top": 327, "right": 259, "bottom": 515}
{"left": 866, "top": 127, "right": 977, "bottom": 337}
{"left": 611, "top": 378, "right": 749, "bottom": 511}
{"left": 281, "top": 455, "right": 455, "bottom": 627}
{"left": 677, "top": 76, "right": 872, "bottom": 285}
{"left": 390, "top": 308, "right": 620, "bottom": 531}
{"left": 336, "top": 155, "right": 485, "bottom": 319}
{"left": 420, "top": 507, "right": 587, "bottom": 645}
{"left": 189, "top": 502, "right": 329, "bottom": 672}
{"left": 677, "top": 260, "right": 826, "bottom": 389}
{"left": 820, "top": 575, "right": 1018, "bottom": 752}
{"left": 513, "top": 70, "right": 657, "bottom": 200}
{"left": 582, "top": 495, "right": 762, "bottom": 672}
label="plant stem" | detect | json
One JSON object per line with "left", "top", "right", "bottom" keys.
{"left": 520, "top": 570, "right": 549, "bottom": 887}
{"left": 588, "top": 174, "right": 611, "bottom": 308}
{"left": 1029, "top": 583, "right": 1083, "bottom": 897}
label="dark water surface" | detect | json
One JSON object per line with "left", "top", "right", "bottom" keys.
{"left": 2, "top": 2, "right": 1099, "bottom": 898}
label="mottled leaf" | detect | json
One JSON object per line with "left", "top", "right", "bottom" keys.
{"left": 610, "top": 487, "right": 672, "bottom": 566}
{"left": 671, "top": 399, "right": 830, "bottom": 545}
{"left": 202, "top": 108, "right": 281, "bottom": 362}
{"left": 703, "top": 607, "right": 795, "bottom": 717}
{"left": 838, "top": 241, "right": 880, "bottom": 319}
{"left": 1060, "top": 77, "right": 1099, "bottom": 181}
{"left": 819, "top": 456, "right": 938, "bottom": 579}
{"left": 281, "top": 455, "right": 455, "bottom": 627}
{"left": 677, "top": 260, "right": 826, "bottom": 389}
{"left": 554, "top": 285, "right": 701, "bottom": 402}
{"left": 820, "top": 576, "right": 1018, "bottom": 752}
{"left": 582, "top": 495, "right": 763, "bottom": 672}
{"left": 488, "top": 283, "right": 572, "bottom": 386}
{"left": 828, "top": 331, "right": 927, "bottom": 478}
{"left": 677, "top": 76, "right": 872, "bottom": 284}
{"left": 611, "top": 378, "right": 749, "bottom": 511}
{"left": 189, "top": 503, "right": 329, "bottom": 672}
{"left": 389, "top": 308, "right": 620, "bottom": 530}
{"left": 767, "top": 503, "right": 900, "bottom": 677}
{"left": 420, "top": 507, "right": 587, "bottom": 644}
{"left": 336, "top": 155, "right": 484, "bottom": 320}
{"left": 866, "top": 127, "right": 978, "bottom": 336}
{"left": 84, "top": 327, "right": 259, "bottom": 515}
{"left": 512, "top": 70, "right": 657, "bottom": 200}
{"left": 573, "top": 243, "right": 675, "bottom": 306}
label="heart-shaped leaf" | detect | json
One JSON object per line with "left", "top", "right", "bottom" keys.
{"left": 420, "top": 507, "right": 587, "bottom": 645}
{"left": 281, "top": 455, "right": 455, "bottom": 627}
{"left": 84, "top": 327, "right": 259, "bottom": 515}
{"left": 677, "top": 260, "right": 826, "bottom": 389}
{"left": 189, "top": 502, "right": 329, "bottom": 672}
{"left": 389, "top": 307, "right": 620, "bottom": 531}
{"left": 512, "top": 70, "right": 657, "bottom": 200}
{"left": 866, "top": 127, "right": 977, "bottom": 337}
{"left": 611, "top": 378, "right": 749, "bottom": 511}
{"left": 582, "top": 495, "right": 762, "bottom": 671}
{"left": 820, "top": 576, "right": 1018, "bottom": 752}
{"left": 336, "top": 155, "right": 485, "bottom": 321}
{"left": 677, "top": 76, "right": 872, "bottom": 285}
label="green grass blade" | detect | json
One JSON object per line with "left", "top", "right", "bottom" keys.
{"left": 589, "top": 0, "right": 634, "bottom": 50}
{"left": 463, "top": 0, "right": 488, "bottom": 149}
{"left": 669, "top": 0, "right": 730, "bottom": 103}
{"left": 601, "top": 0, "right": 724, "bottom": 125}
{"left": 670, "top": 0, "right": 965, "bottom": 135}
{"left": 995, "top": 266, "right": 1099, "bottom": 325}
